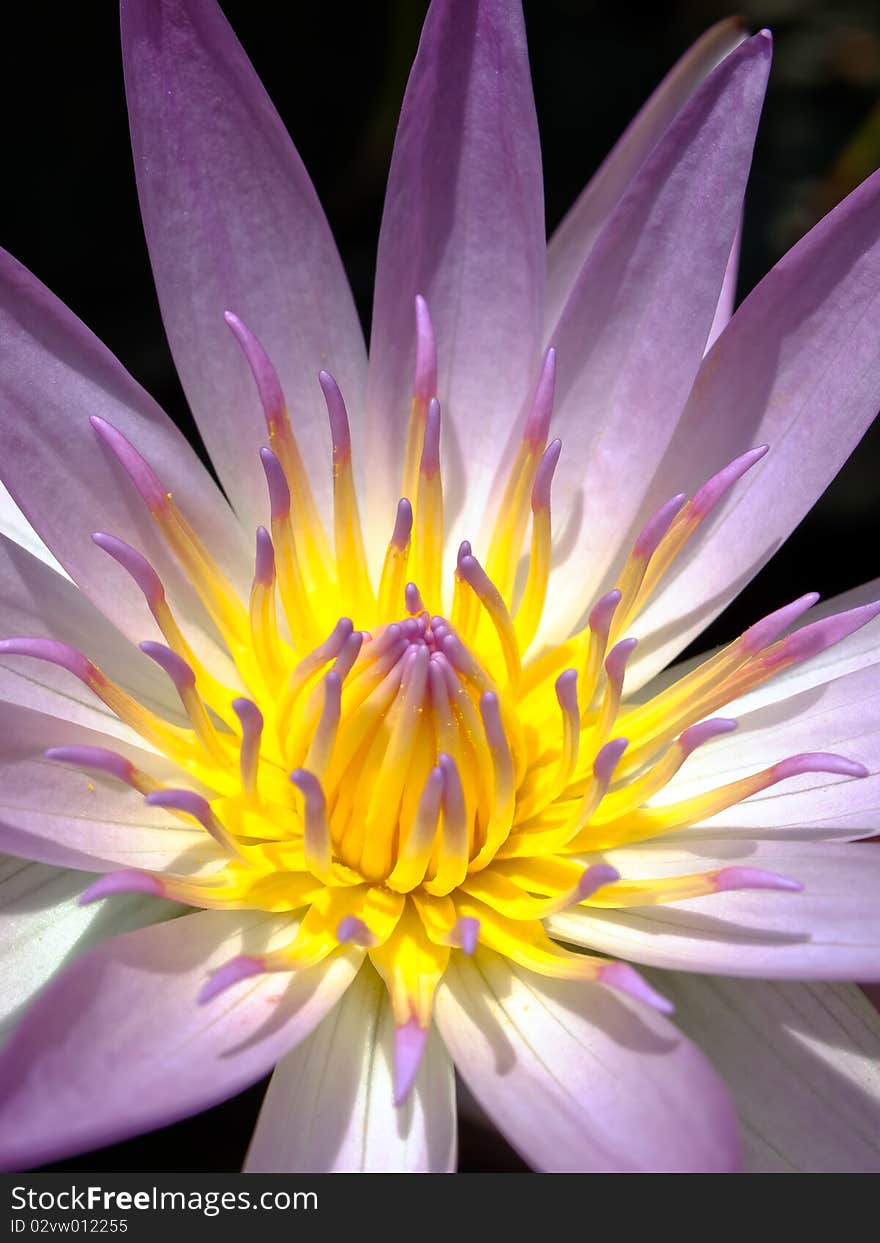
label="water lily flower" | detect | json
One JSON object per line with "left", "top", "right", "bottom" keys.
{"left": 0, "top": 0, "right": 879, "bottom": 1175}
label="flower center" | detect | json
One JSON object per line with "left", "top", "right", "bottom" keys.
{"left": 2, "top": 297, "right": 872, "bottom": 1103}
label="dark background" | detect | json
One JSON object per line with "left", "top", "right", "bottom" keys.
{"left": 2, "top": 0, "right": 878, "bottom": 1172}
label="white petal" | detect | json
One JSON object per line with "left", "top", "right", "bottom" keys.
{"left": 0, "top": 854, "right": 174, "bottom": 1042}
{"left": 550, "top": 840, "right": 880, "bottom": 979}
{"left": 245, "top": 964, "right": 456, "bottom": 1172}
{"left": 650, "top": 974, "right": 880, "bottom": 1172}
{"left": 435, "top": 950, "right": 739, "bottom": 1172}
{"left": 0, "top": 535, "right": 189, "bottom": 727}
{"left": 0, "top": 699, "right": 221, "bottom": 874}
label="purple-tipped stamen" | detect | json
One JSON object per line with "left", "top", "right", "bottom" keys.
{"left": 232, "top": 697, "right": 264, "bottom": 797}
{"left": 633, "top": 493, "right": 687, "bottom": 560}
{"left": 713, "top": 867, "right": 803, "bottom": 894}
{"left": 318, "top": 370, "right": 352, "bottom": 460}
{"left": 393, "top": 1018, "right": 428, "bottom": 1107}
{"left": 198, "top": 954, "right": 265, "bottom": 1005}
{"left": 589, "top": 590, "right": 622, "bottom": 641}
{"left": 766, "top": 600, "right": 880, "bottom": 667}
{"left": 253, "top": 526, "right": 276, "bottom": 586}
{"left": 555, "top": 667, "right": 580, "bottom": 718}
{"left": 290, "top": 768, "right": 332, "bottom": 876}
{"left": 531, "top": 439, "right": 562, "bottom": 513}
{"left": 420, "top": 397, "right": 441, "bottom": 477}
{"left": 336, "top": 915, "right": 376, "bottom": 947}
{"left": 679, "top": 717, "right": 738, "bottom": 756}
{"left": 259, "top": 446, "right": 291, "bottom": 519}
{"left": 449, "top": 915, "right": 480, "bottom": 955}
{"left": 79, "top": 870, "right": 165, "bottom": 906}
{"left": 604, "top": 637, "right": 638, "bottom": 694}
{"left": 594, "top": 737, "right": 629, "bottom": 786}
{"left": 140, "top": 640, "right": 196, "bottom": 692}
{"left": 772, "top": 752, "right": 869, "bottom": 781}
{"left": 0, "top": 637, "right": 94, "bottom": 683}
{"left": 147, "top": 788, "right": 241, "bottom": 857}
{"left": 598, "top": 962, "right": 675, "bottom": 1015}
{"left": 333, "top": 630, "right": 364, "bottom": 681}
{"left": 92, "top": 532, "right": 164, "bottom": 606}
{"left": 405, "top": 582, "right": 426, "bottom": 615}
{"left": 45, "top": 745, "right": 137, "bottom": 787}
{"left": 89, "top": 417, "right": 166, "bottom": 510}
{"left": 690, "top": 445, "right": 769, "bottom": 519}
{"left": 742, "top": 592, "right": 820, "bottom": 653}
{"left": 577, "top": 864, "right": 620, "bottom": 901}
{"left": 391, "top": 498, "right": 414, "bottom": 549}
{"left": 224, "top": 311, "right": 286, "bottom": 425}
{"left": 523, "top": 347, "right": 556, "bottom": 449}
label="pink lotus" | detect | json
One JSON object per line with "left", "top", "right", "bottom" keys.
{"left": 0, "top": 0, "right": 878, "bottom": 1173}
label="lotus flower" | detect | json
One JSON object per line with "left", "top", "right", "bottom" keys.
{"left": 0, "top": 0, "right": 879, "bottom": 1175}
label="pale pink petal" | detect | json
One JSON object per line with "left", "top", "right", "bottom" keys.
{"left": 549, "top": 841, "right": 880, "bottom": 979}
{"left": 0, "top": 700, "right": 220, "bottom": 874}
{"left": 0, "top": 856, "right": 173, "bottom": 1042}
{"left": 632, "top": 580, "right": 880, "bottom": 841}
{"left": 0, "top": 249, "right": 251, "bottom": 651}
{"left": 121, "top": 0, "right": 367, "bottom": 539}
{"left": 546, "top": 19, "right": 746, "bottom": 330}
{"left": 539, "top": 36, "right": 771, "bottom": 642}
{"left": 654, "top": 975, "right": 880, "bottom": 1172}
{"left": 366, "top": 0, "right": 545, "bottom": 563}
{"left": 434, "top": 951, "right": 739, "bottom": 1172}
{"left": 245, "top": 964, "right": 456, "bottom": 1172}
{"left": 0, "top": 536, "right": 185, "bottom": 721}
{"left": 0, "top": 909, "right": 361, "bottom": 1169}
{"left": 629, "top": 169, "right": 880, "bottom": 683}
{"left": 659, "top": 664, "right": 880, "bottom": 842}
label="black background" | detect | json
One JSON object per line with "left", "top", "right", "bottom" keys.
{"left": 2, "top": 0, "right": 879, "bottom": 1172}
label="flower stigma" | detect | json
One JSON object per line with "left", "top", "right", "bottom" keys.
{"left": 5, "top": 295, "right": 875, "bottom": 1106}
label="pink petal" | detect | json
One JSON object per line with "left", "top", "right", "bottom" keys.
{"left": 0, "top": 699, "right": 219, "bottom": 874}
{"left": 660, "top": 620, "right": 880, "bottom": 841}
{"left": 121, "top": 0, "right": 367, "bottom": 540}
{"left": 0, "top": 535, "right": 184, "bottom": 725}
{"left": 435, "top": 952, "right": 739, "bottom": 1172}
{"left": 366, "top": 0, "right": 545, "bottom": 561}
{"left": 0, "top": 249, "right": 250, "bottom": 651}
{"left": 550, "top": 841, "right": 880, "bottom": 979}
{"left": 546, "top": 18, "right": 746, "bottom": 329}
{"left": 658, "top": 975, "right": 880, "bottom": 1172}
{"left": 630, "top": 167, "right": 880, "bottom": 684}
{"left": 0, "top": 856, "right": 172, "bottom": 1042}
{"left": 540, "top": 35, "right": 771, "bottom": 643}
{"left": 245, "top": 964, "right": 456, "bottom": 1172}
{"left": 0, "top": 909, "right": 361, "bottom": 1169}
